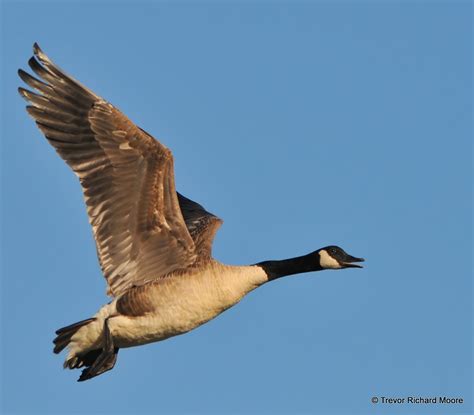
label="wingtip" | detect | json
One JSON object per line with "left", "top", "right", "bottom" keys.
{"left": 17, "top": 68, "right": 33, "bottom": 86}
{"left": 17, "top": 86, "right": 28, "bottom": 99}
{"left": 33, "top": 42, "right": 49, "bottom": 63}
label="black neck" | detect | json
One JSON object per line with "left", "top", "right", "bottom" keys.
{"left": 256, "top": 251, "right": 322, "bottom": 281}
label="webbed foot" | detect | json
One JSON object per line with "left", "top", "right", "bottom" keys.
{"left": 78, "top": 319, "right": 119, "bottom": 382}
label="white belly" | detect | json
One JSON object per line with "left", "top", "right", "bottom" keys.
{"left": 104, "top": 264, "right": 268, "bottom": 348}
{"left": 109, "top": 305, "right": 222, "bottom": 348}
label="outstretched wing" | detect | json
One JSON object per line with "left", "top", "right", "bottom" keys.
{"left": 177, "top": 193, "right": 223, "bottom": 261}
{"left": 18, "top": 43, "right": 197, "bottom": 297}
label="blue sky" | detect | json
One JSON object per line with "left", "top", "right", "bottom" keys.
{"left": 1, "top": 1, "right": 472, "bottom": 414}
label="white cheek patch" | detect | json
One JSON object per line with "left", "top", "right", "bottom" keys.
{"left": 319, "top": 250, "right": 342, "bottom": 269}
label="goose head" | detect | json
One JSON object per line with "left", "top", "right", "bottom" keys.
{"left": 257, "top": 245, "right": 364, "bottom": 280}
{"left": 317, "top": 245, "right": 364, "bottom": 269}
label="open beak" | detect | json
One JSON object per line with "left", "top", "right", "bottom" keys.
{"left": 342, "top": 255, "right": 365, "bottom": 269}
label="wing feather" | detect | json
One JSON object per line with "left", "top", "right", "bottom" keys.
{"left": 177, "top": 193, "right": 223, "bottom": 260}
{"left": 19, "top": 43, "right": 196, "bottom": 297}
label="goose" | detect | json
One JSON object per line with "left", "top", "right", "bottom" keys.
{"left": 18, "top": 43, "right": 364, "bottom": 382}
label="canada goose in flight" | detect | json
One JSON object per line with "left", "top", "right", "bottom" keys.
{"left": 18, "top": 43, "right": 364, "bottom": 382}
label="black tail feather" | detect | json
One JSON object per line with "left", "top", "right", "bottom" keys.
{"left": 55, "top": 318, "right": 96, "bottom": 335}
{"left": 53, "top": 318, "right": 95, "bottom": 354}
{"left": 53, "top": 317, "right": 119, "bottom": 381}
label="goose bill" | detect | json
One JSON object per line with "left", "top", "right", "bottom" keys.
{"left": 342, "top": 256, "right": 365, "bottom": 268}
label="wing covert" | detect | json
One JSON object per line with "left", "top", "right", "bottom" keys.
{"left": 177, "top": 192, "right": 223, "bottom": 260}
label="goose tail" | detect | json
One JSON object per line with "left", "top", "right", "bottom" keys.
{"left": 53, "top": 318, "right": 96, "bottom": 355}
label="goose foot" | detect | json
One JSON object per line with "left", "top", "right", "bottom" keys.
{"left": 78, "top": 319, "right": 119, "bottom": 382}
